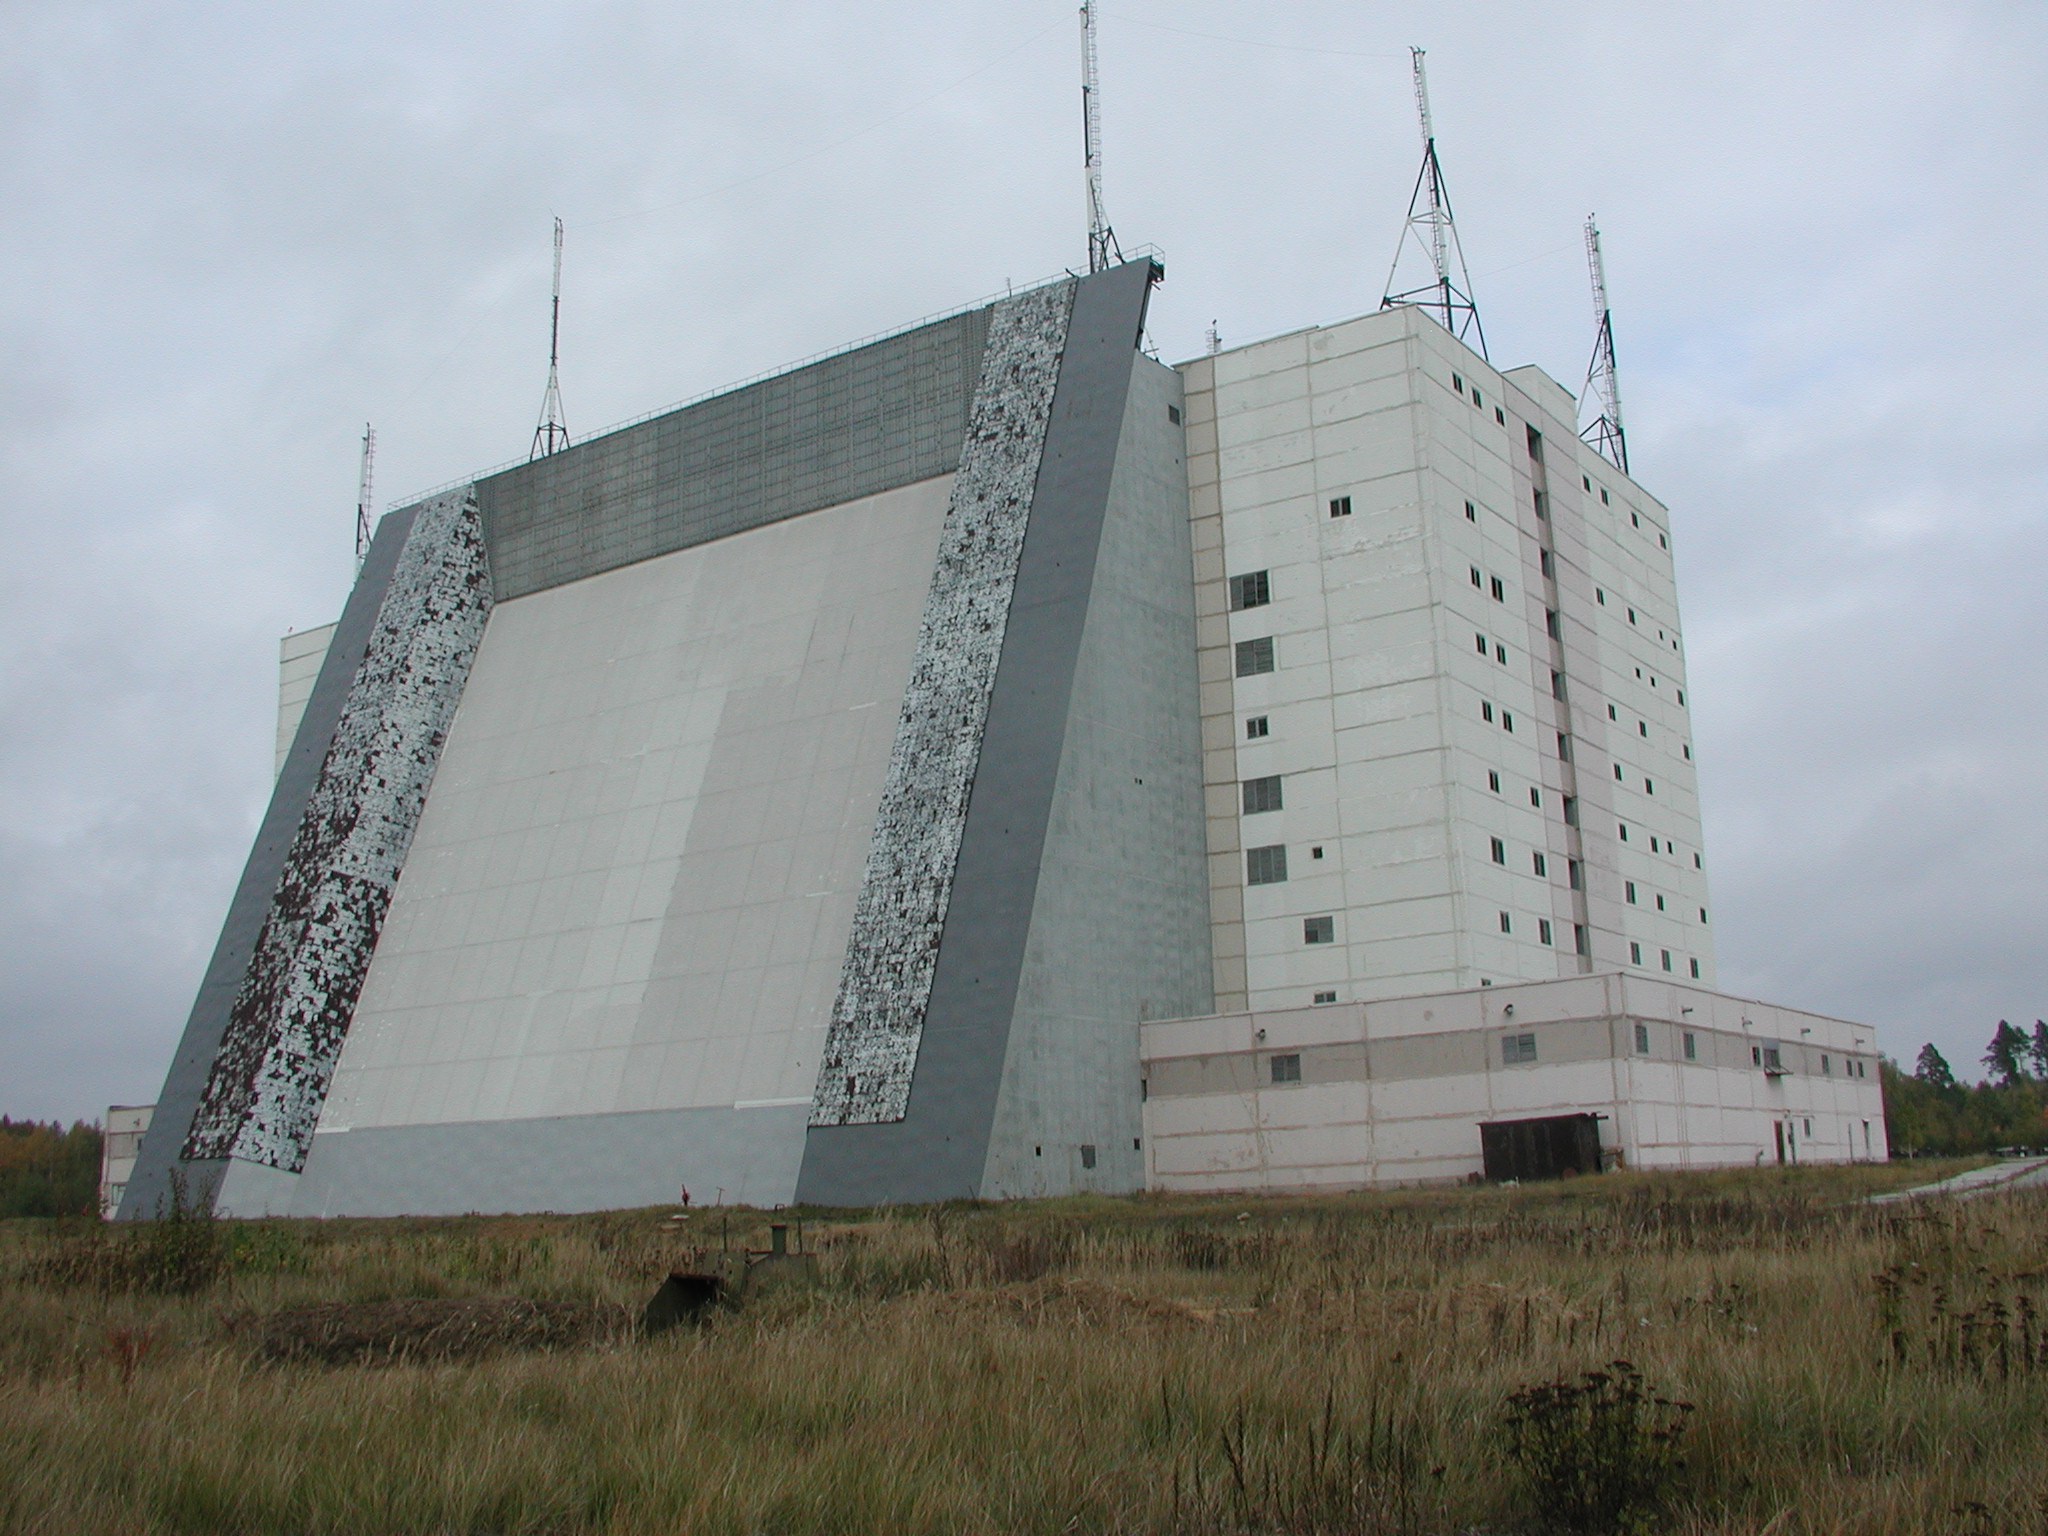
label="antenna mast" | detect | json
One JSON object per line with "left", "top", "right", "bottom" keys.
{"left": 1381, "top": 47, "right": 1486, "bottom": 358}
{"left": 1580, "top": 215, "right": 1628, "bottom": 475}
{"left": 1080, "top": 1, "right": 1120, "bottom": 273}
{"left": 530, "top": 217, "right": 570, "bottom": 460}
{"left": 354, "top": 424, "right": 376, "bottom": 573}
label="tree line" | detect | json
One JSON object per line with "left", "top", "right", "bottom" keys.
{"left": 0, "top": 1119, "right": 103, "bottom": 1218}
{"left": 1882, "top": 1022, "right": 2048, "bottom": 1156}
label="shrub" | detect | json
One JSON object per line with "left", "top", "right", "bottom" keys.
{"left": 1500, "top": 1360, "right": 1691, "bottom": 1534}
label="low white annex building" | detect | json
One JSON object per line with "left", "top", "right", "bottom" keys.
{"left": 1141, "top": 975, "right": 1887, "bottom": 1191}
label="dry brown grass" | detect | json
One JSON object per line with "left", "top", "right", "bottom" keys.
{"left": 4, "top": 1160, "right": 2047, "bottom": 1534}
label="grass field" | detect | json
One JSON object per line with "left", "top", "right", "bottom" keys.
{"left": 5, "top": 1160, "right": 2048, "bottom": 1534}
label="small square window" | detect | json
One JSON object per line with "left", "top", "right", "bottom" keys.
{"left": 1166, "top": 404, "right": 1182, "bottom": 424}
{"left": 1496, "top": 644, "right": 1508, "bottom": 664}
{"left": 1502, "top": 1032, "right": 1537, "bottom": 1065}
{"left": 1683, "top": 1032, "right": 1697, "bottom": 1060}
{"left": 1080, "top": 1143, "right": 1096, "bottom": 1169}
{"left": 1499, "top": 910, "right": 1512, "bottom": 933}
{"left": 1488, "top": 770, "right": 1501, "bottom": 792}
{"left": 1229, "top": 570, "right": 1271, "bottom": 610}
{"left": 1313, "top": 990, "right": 1337, "bottom": 1004}
{"left": 1689, "top": 958, "right": 1701, "bottom": 979}
{"left": 1270, "top": 1053, "right": 1301, "bottom": 1084}
{"left": 1491, "top": 837, "right": 1507, "bottom": 864}
{"left": 1495, "top": 406, "right": 1506, "bottom": 425}
{"left": 1246, "top": 844, "right": 1288, "bottom": 884}
{"left": 1452, "top": 373, "right": 1464, "bottom": 392}
{"left": 1329, "top": 494, "right": 1353, "bottom": 518}
{"left": 1235, "top": 637, "right": 1275, "bottom": 676}
{"left": 1583, "top": 475, "right": 1592, "bottom": 491}
{"left": 1465, "top": 499, "right": 1477, "bottom": 521}
{"left": 1470, "top": 566, "right": 1483, "bottom": 589}
{"left": 1473, "top": 388, "right": 1483, "bottom": 407}
{"left": 1502, "top": 711, "right": 1514, "bottom": 732}
{"left": 1532, "top": 851, "right": 1547, "bottom": 876}
{"left": 1630, "top": 941, "right": 1643, "bottom": 965}
{"left": 1245, "top": 715, "right": 1269, "bottom": 739}
{"left": 1477, "top": 632, "right": 1489, "bottom": 655}
{"left": 1310, "top": 845, "right": 1323, "bottom": 859}
{"left": 1660, "top": 949, "right": 1673, "bottom": 972}
{"left": 1634, "top": 1022, "right": 1650, "bottom": 1053}
{"left": 1483, "top": 702, "right": 1495, "bottom": 723}
{"left": 1600, "top": 488, "right": 1610, "bottom": 505}
{"left": 1490, "top": 576, "right": 1505, "bottom": 602}
{"left": 1241, "top": 774, "right": 1284, "bottom": 814}
{"left": 1303, "top": 915, "right": 1334, "bottom": 945}
{"left": 1538, "top": 918, "right": 1553, "bottom": 945}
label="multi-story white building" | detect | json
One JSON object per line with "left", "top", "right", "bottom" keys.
{"left": 1182, "top": 303, "right": 1710, "bottom": 1010}
{"left": 1144, "top": 304, "right": 1883, "bottom": 1189}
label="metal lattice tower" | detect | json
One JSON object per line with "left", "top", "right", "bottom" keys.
{"left": 1080, "top": 1, "right": 1121, "bottom": 273}
{"left": 530, "top": 217, "right": 571, "bottom": 460}
{"left": 1380, "top": 47, "right": 1486, "bottom": 359}
{"left": 1579, "top": 216, "right": 1628, "bottom": 475}
{"left": 354, "top": 424, "right": 376, "bottom": 573}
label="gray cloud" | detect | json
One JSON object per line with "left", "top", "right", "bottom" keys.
{"left": 4, "top": 0, "right": 2043, "bottom": 1119}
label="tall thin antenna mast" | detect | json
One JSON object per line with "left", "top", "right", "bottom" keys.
{"left": 530, "top": 216, "right": 570, "bottom": 460}
{"left": 354, "top": 424, "right": 376, "bottom": 573}
{"left": 1381, "top": 47, "right": 1486, "bottom": 359}
{"left": 1080, "top": 1, "right": 1120, "bottom": 273}
{"left": 1580, "top": 215, "right": 1628, "bottom": 475}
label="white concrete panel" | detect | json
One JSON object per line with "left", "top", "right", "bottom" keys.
{"left": 320, "top": 475, "right": 954, "bottom": 1133}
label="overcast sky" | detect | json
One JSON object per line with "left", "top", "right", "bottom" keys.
{"left": 4, "top": 1, "right": 2044, "bottom": 1122}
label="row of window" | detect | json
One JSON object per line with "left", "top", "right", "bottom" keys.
{"left": 1623, "top": 881, "right": 1708, "bottom": 924}
{"left": 1626, "top": 940, "right": 1702, "bottom": 978}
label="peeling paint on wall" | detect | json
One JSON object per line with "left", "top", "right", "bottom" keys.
{"left": 184, "top": 490, "right": 493, "bottom": 1172}
{"left": 809, "top": 280, "right": 1077, "bottom": 1126}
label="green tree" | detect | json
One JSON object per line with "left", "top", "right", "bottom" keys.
{"left": 1915, "top": 1043, "right": 1957, "bottom": 1089}
{"left": 0, "top": 1119, "right": 103, "bottom": 1218}
{"left": 2029, "top": 1020, "right": 2048, "bottom": 1079}
{"left": 1984, "top": 1021, "right": 2031, "bottom": 1088}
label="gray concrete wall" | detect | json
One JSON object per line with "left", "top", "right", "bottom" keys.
{"left": 291, "top": 1104, "right": 807, "bottom": 1217}
{"left": 978, "top": 353, "right": 1212, "bottom": 1198}
{"left": 478, "top": 308, "right": 991, "bottom": 601}
{"left": 118, "top": 507, "right": 420, "bottom": 1219}
{"left": 794, "top": 258, "right": 1168, "bottom": 1205}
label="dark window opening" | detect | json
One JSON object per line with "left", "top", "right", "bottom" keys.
{"left": 1329, "top": 494, "right": 1353, "bottom": 518}
{"left": 1303, "top": 915, "right": 1334, "bottom": 945}
{"left": 1229, "top": 570, "right": 1271, "bottom": 610}
{"left": 1080, "top": 1144, "right": 1096, "bottom": 1169}
{"left": 1270, "top": 1053, "right": 1302, "bottom": 1084}
{"left": 1234, "top": 636, "right": 1275, "bottom": 676}
{"left": 1241, "top": 774, "right": 1283, "bottom": 814}
{"left": 1245, "top": 715, "right": 1269, "bottom": 739}
{"left": 1167, "top": 404, "right": 1182, "bottom": 424}
{"left": 1246, "top": 844, "right": 1288, "bottom": 885}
